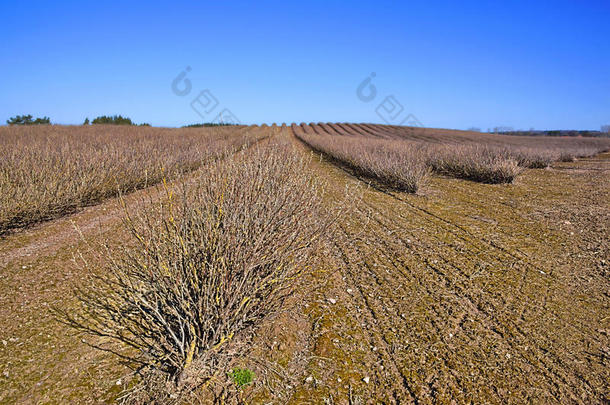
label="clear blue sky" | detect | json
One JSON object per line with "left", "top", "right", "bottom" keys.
{"left": 1, "top": 0, "right": 609, "bottom": 130}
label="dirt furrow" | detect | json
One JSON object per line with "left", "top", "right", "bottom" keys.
{"left": 329, "top": 235, "right": 417, "bottom": 402}
{"left": 334, "top": 198, "right": 562, "bottom": 402}
{"left": 355, "top": 186, "right": 603, "bottom": 401}
{"left": 302, "top": 140, "right": 608, "bottom": 402}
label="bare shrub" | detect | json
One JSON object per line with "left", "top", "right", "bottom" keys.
{"left": 426, "top": 144, "right": 522, "bottom": 184}
{"left": 509, "top": 146, "right": 603, "bottom": 167}
{"left": 296, "top": 123, "right": 610, "bottom": 186}
{"left": 60, "top": 141, "right": 333, "bottom": 399}
{"left": 0, "top": 125, "right": 261, "bottom": 235}
{"left": 360, "top": 123, "right": 610, "bottom": 164}
{"left": 558, "top": 152, "right": 576, "bottom": 162}
{"left": 294, "top": 126, "right": 429, "bottom": 193}
{"left": 508, "top": 147, "right": 557, "bottom": 168}
{"left": 295, "top": 125, "right": 520, "bottom": 185}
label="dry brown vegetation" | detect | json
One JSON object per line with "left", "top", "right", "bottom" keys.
{"left": 292, "top": 124, "right": 429, "bottom": 192}
{"left": 60, "top": 138, "right": 335, "bottom": 402}
{"left": 382, "top": 123, "right": 610, "bottom": 165}
{"left": 425, "top": 143, "right": 522, "bottom": 184}
{"left": 1, "top": 123, "right": 609, "bottom": 404}
{"left": 294, "top": 123, "right": 610, "bottom": 187}
{"left": 0, "top": 125, "right": 262, "bottom": 235}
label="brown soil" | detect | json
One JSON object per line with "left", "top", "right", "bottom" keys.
{"left": 1, "top": 125, "right": 608, "bottom": 404}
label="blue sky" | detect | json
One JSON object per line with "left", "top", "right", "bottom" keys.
{"left": 1, "top": 0, "right": 609, "bottom": 129}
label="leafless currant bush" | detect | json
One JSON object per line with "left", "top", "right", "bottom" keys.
{"left": 383, "top": 124, "right": 610, "bottom": 158}
{"left": 506, "top": 147, "right": 557, "bottom": 168}
{"left": 61, "top": 140, "right": 333, "bottom": 400}
{"left": 0, "top": 124, "right": 260, "bottom": 235}
{"left": 296, "top": 123, "right": 610, "bottom": 186}
{"left": 557, "top": 147, "right": 603, "bottom": 162}
{"left": 293, "top": 125, "right": 429, "bottom": 192}
{"left": 359, "top": 123, "right": 610, "bottom": 166}
{"left": 505, "top": 145, "right": 604, "bottom": 167}
{"left": 425, "top": 144, "right": 522, "bottom": 183}
{"left": 295, "top": 125, "right": 519, "bottom": 185}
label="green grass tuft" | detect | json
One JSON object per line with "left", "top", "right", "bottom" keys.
{"left": 229, "top": 367, "right": 254, "bottom": 388}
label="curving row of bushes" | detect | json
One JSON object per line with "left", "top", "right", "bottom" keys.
{"left": 0, "top": 125, "right": 262, "bottom": 235}
{"left": 294, "top": 124, "right": 429, "bottom": 192}
{"left": 294, "top": 123, "right": 610, "bottom": 190}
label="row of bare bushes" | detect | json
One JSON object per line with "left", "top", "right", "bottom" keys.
{"left": 294, "top": 126, "right": 520, "bottom": 187}
{"left": 426, "top": 144, "right": 521, "bottom": 183}
{"left": 60, "top": 139, "right": 335, "bottom": 402}
{"left": 295, "top": 123, "right": 610, "bottom": 188}
{"left": 381, "top": 124, "right": 610, "bottom": 166}
{"left": 0, "top": 124, "right": 262, "bottom": 235}
{"left": 293, "top": 125, "right": 429, "bottom": 192}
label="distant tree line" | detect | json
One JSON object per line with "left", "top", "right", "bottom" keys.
{"left": 487, "top": 126, "right": 515, "bottom": 133}
{"left": 83, "top": 115, "right": 150, "bottom": 126}
{"left": 494, "top": 129, "right": 609, "bottom": 138}
{"left": 5, "top": 114, "right": 153, "bottom": 126}
{"left": 6, "top": 114, "right": 51, "bottom": 125}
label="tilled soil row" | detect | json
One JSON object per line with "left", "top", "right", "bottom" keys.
{"left": 1, "top": 125, "right": 608, "bottom": 404}
{"left": 281, "top": 125, "right": 609, "bottom": 403}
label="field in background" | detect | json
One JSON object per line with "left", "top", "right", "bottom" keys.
{"left": 0, "top": 123, "right": 609, "bottom": 403}
{"left": 294, "top": 123, "right": 610, "bottom": 187}
{"left": 0, "top": 124, "right": 266, "bottom": 235}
